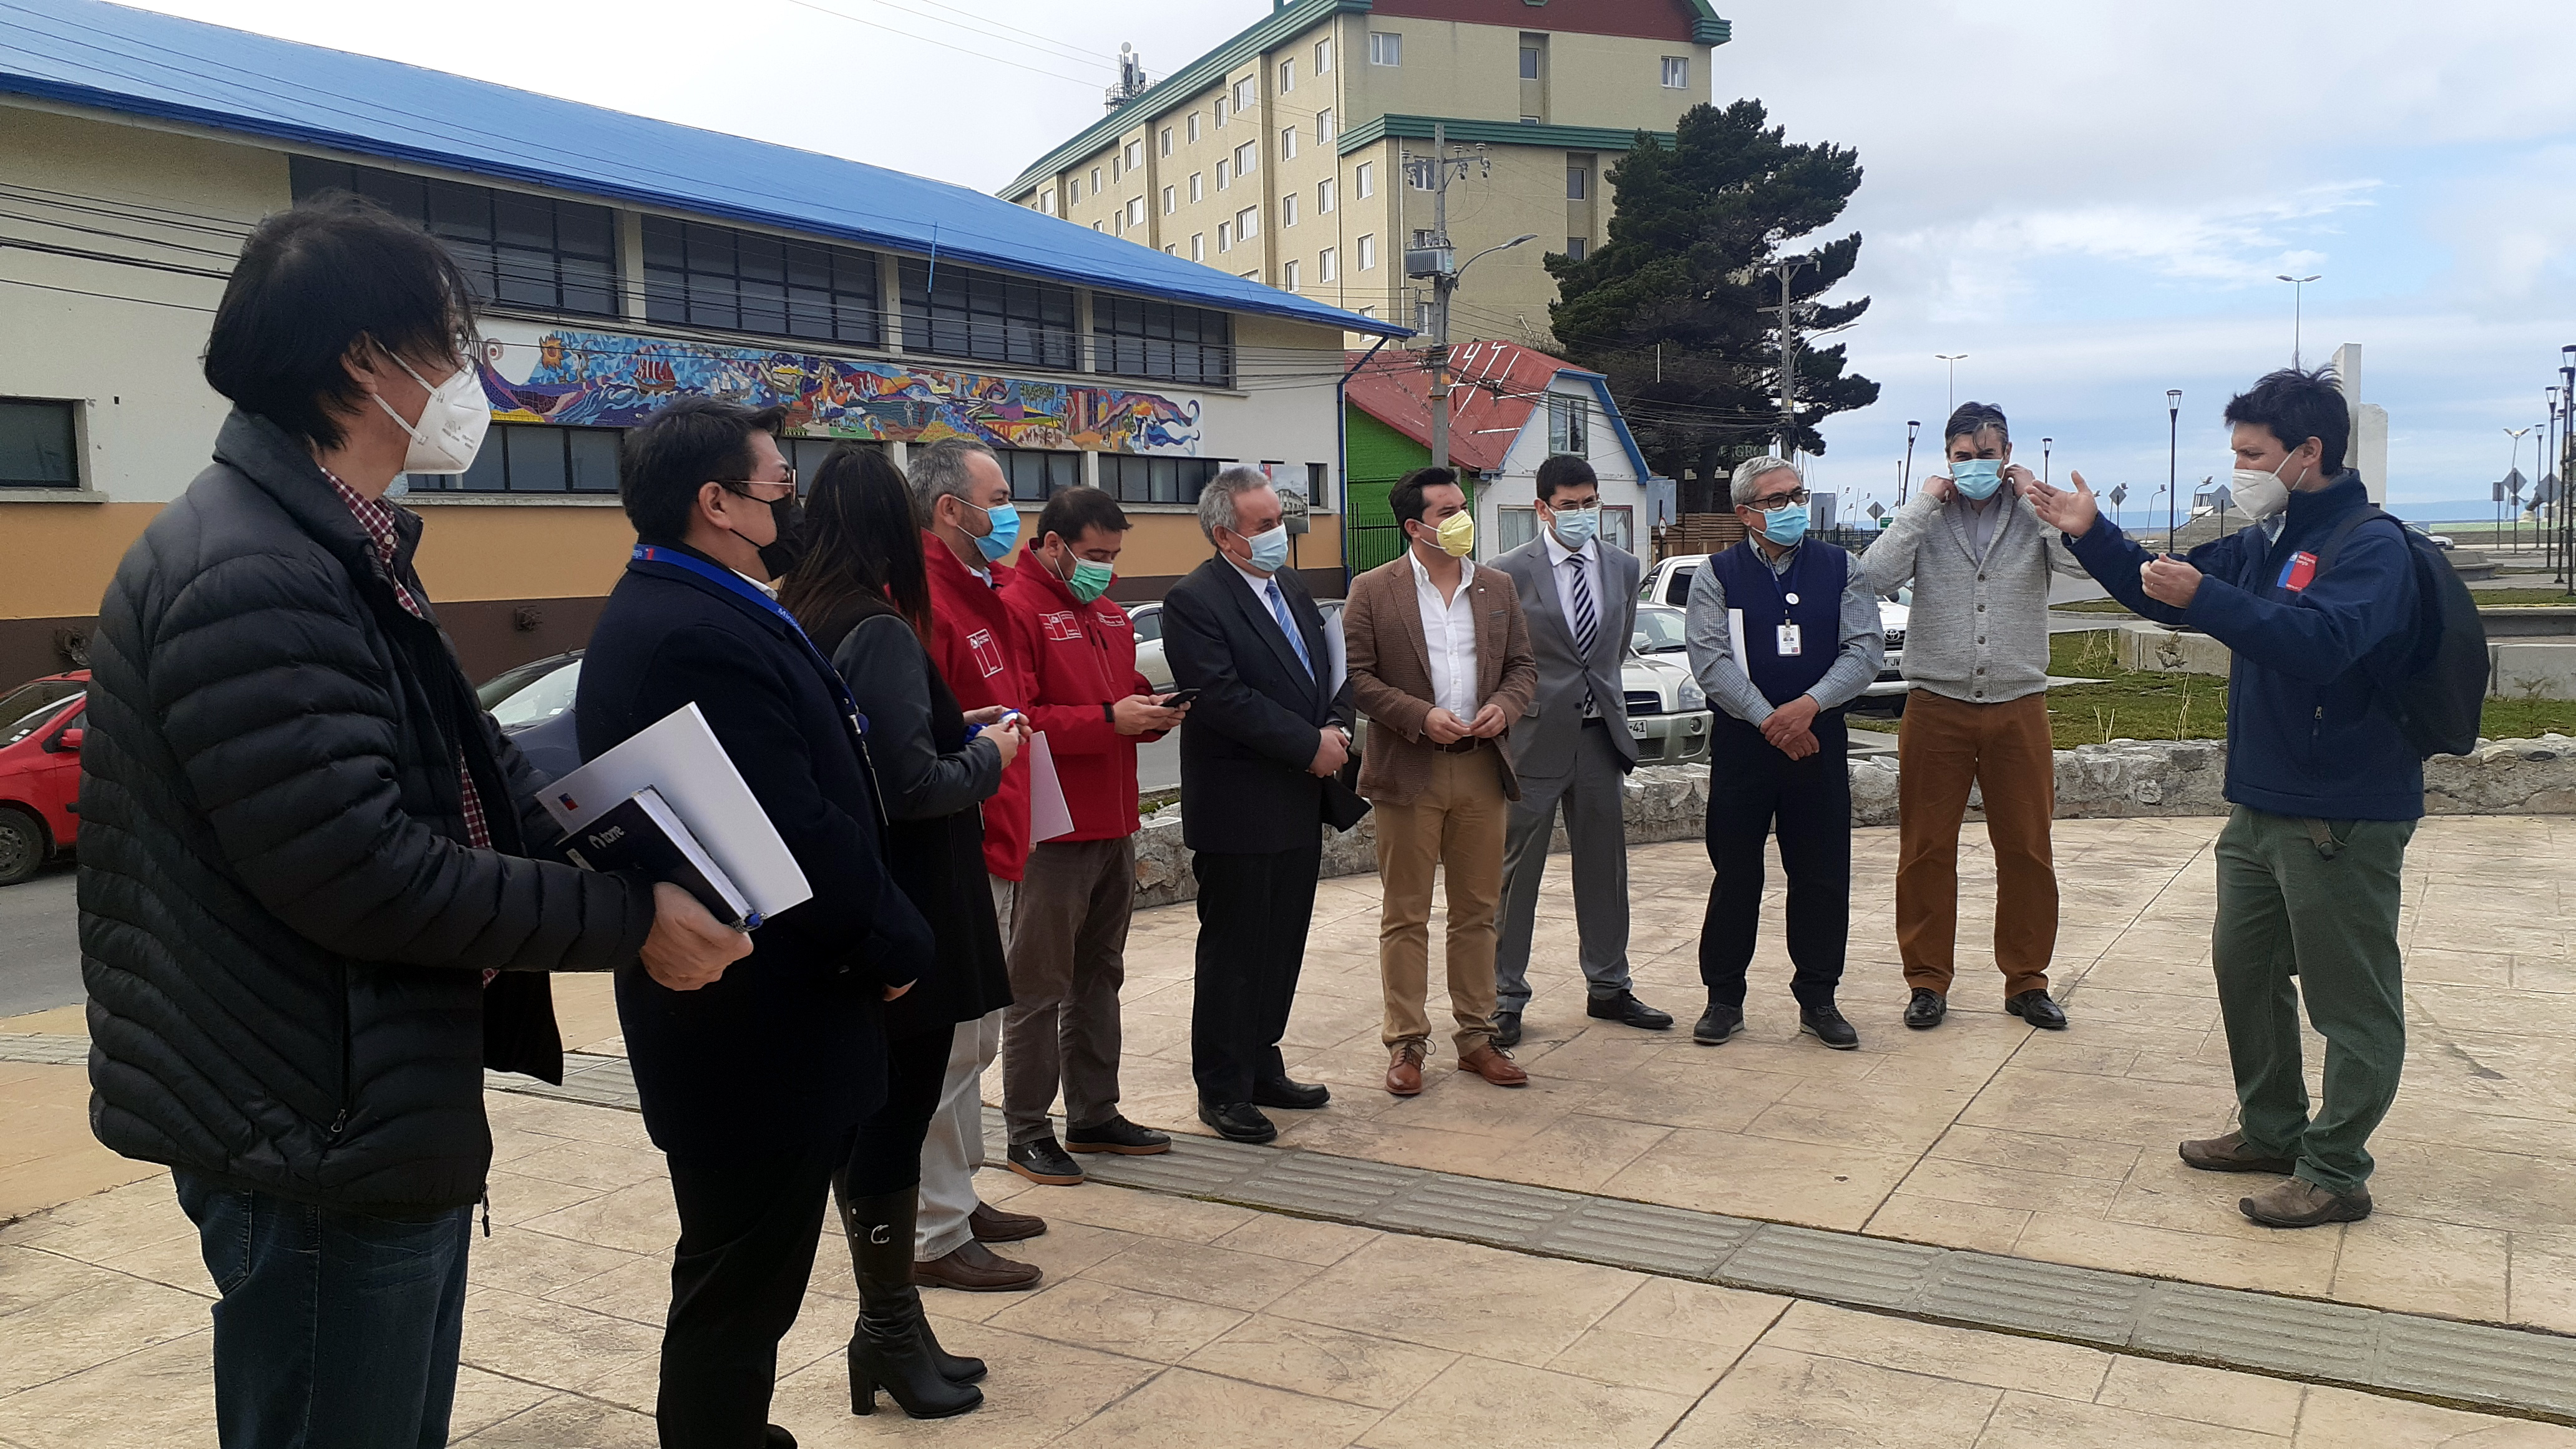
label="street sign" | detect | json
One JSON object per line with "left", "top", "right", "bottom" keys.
{"left": 2109, "top": 483, "right": 2130, "bottom": 506}
{"left": 1866, "top": 500, "right": 1885, "bottom": 520}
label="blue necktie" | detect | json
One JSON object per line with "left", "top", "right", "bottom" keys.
{"left": 1268, "top": 580, "right": 1315, "bottom": 677}
{"left": 1567, "top": 554, "right": 1598, "bottom": 715}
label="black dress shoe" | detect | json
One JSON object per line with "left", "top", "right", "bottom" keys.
{"left": 764, "top": 1427, "right": 797, "bottom": 1448}
{"left": 1905, "top": 988, "right": 1948, "bottom": 1030}
{"left": 1005, "top": 1137, "right": 1083, "bottom": 1186}
{"left": 1692, "top": 1002, "right": 1745, "bottom": 1045}
{"left": 2007, "top": 990, "right": 2068, "bottom": 1030}
{"left": 1251, "top": 1076, "right": 1330, "bottom": 1111}
{"left": 1065, "top": 1115, "right": 1171, "bottom": 1155}
{"left": 1197, "top": 1100, "right": 1279, "bottom": 1143}
{"left": 1799, "top": 1005, "right": 1860, "bottom": 1050}
{"left": 1492, "top": 1010, "right": 1523, "bottom": 1048}
{"left": 1587, "top": 991, "right": 1675, "bottom": 1031}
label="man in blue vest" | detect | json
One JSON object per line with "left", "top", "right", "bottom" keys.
{"left": 1684, "top": 456, "right": 1885, "bottom": 1050}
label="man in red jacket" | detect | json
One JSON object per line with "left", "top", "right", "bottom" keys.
{"left": 909, "top": 438, "right": 1046, "bottom": 1290}
{"left": 997, "top": 485, "right": 1188, "bottom": 1184}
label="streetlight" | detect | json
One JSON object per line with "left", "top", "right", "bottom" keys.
{"left": 1425, "top": 231, "right": 1539, "bottom": 474}
{"left": 2562, "top": 345, "right": 2575, "bottom": 586}
{"left": 1901, "top": 419, "right": 1920, "bottom": 501}
{"left": 1935, "top": 354, "right": 1968, "bottom": 416}
{"left": 2276, "top": 274, "right": 2322, "bottom": 369}
{"left": 2041, "top": 436, "right": 2054, "bottom": 487}
{"left": 2507, "top": 426, "right": 2534, "bottom": 550}
{"left": 2166, "top": 389, "right": 2183, "bottom": 547}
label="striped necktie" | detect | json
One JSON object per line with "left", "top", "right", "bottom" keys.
{"left": 1566, "top": 553, "right": 1597, "bottom": 715}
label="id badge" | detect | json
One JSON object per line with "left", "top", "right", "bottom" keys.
{"left": 1775, "top": 622, "right": 1803, "bottom": 657}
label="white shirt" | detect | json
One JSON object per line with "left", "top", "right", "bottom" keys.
{"left": 1543, "top": 528, "right": 1603, "bottom": 717}
{"left": 1407, "top": 550, "right": 1480, "bottom": 721}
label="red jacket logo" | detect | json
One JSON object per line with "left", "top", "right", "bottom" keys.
{"left": 1041, "top": 610, "right": 1083, "bottom": 644}
{"left": 967, "top": 627, "right": 1005, "bottom": 679}
{"left": 2278, "top": 551, "right": 2318, "bottom": 593}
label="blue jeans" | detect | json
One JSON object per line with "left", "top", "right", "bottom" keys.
{"left": 173, "top": 1171, "right": 474, "bottom": 1449}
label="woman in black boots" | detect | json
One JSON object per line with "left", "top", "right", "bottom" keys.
{"left": 781, "top": 444, "right": 1020, "bottom": 1419}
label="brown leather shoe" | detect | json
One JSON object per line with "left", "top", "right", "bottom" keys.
{"left": 969, "top": 1201, "right": 1046, "bottom": 1244}
{"left": 913, "top": 1239, "right": 1043, "bottom": 1292}
{"left": 1458, "top": 1042, "right": 1528, "bottom": 1087}
{"left": 2179, "top": 1131, "right": 2296, "bottom": 1175}
{"left": 1385, "top": 1041, "right": 1427, "bottom": 1097}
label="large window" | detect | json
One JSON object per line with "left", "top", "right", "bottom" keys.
{"left": 291, "top": 157, "right": 616, "bottom": 316}
{"left": 1099, "top": 454, "right": 1221, "bottom": 505}
{"left": 779, "top": 435, "right": 884, "bottom": 494}
{"left": 1549, "top": 394, "right": 1590, "bottom": 455}
{"left": 897, "top": 260, "right": 1078, "bottom": 371}
{"left": 0, "top": 399, "right": 77, "bottom": 489}
{"left": 997, "top": 448, "right": 1081, "bottom": 502}
{"left": 1093, "top": 295, "right": 1234, "bottom": 387}
{"left": 409, "top": 422, "right": 622, "bottom": 494}
{"left": 641, "top": 217, "right": 879, "bottom": 344}
{"left": 1370, "top": 31, "right": 1403, "bottom": 66}
{"left": 1234, "top": 141, "right": 1260, "bottom": 176}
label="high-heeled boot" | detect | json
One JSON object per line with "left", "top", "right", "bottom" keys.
{"left": 833, "top": 1178, "right": 986, "bottom": 1383}
{"left": 833, "top": 1181, "right": 983, "bottom": 1418}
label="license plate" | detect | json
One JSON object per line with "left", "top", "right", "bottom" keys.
{"left": 1628, "top": 720, "right": 1651, "bottom": 739}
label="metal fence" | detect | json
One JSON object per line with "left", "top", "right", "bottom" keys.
{"left": 1346, "top": 523, "right": 1408, "bottom": 576}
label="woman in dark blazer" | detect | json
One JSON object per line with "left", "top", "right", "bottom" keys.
{"left": 780, "top": 444, "right": 1020, "bottom": 1421}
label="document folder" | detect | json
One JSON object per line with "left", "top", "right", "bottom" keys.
{"left": 542, "top": 703, "right": 812, "bottom": 922}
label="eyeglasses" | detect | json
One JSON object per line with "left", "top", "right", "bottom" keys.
{"left": 715, "top": 469, "right": 798, "bottom": 496}
{"left": 1748, "top": 489, "right": 1812, "bottom": 510}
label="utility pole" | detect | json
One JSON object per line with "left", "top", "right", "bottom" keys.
{"left": 1405, "top": 123, "right": 1520, "bottom": 479}
{"left": 1773, "top": 259, "right": 1806, "bottom": 460}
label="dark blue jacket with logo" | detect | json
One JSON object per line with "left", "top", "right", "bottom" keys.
{"left": 2066, "top": 471, "right": 2422, "bottom": 821}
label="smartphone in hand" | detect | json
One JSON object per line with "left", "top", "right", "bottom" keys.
{"left": 1161, "top": 688, "right": 1203, "bottom": 709}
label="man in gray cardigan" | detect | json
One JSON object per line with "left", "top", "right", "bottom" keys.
{"left": 1863, "top": 402, "right": 2089, "bottom": 1032}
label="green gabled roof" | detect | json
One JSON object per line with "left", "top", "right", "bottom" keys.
{"left": 1001, "top": 0, "right": 1368, "bottom": 199}
{"left": 1336, "top": 113, "right": 1672, "bottom": 159}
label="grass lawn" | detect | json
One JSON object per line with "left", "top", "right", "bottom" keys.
{"left": 1850, "top": 628, "right": 2576, "bottom": 748}
{"left": 2463, "top": 588, "right": 2576, "bottom": 607}
{"left": 2051, "top": 598, "right": 2137, "bottom": 614}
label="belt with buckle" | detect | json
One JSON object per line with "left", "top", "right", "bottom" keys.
{"left": 1433, "top": 736, "right": 1488, "bottom": 754}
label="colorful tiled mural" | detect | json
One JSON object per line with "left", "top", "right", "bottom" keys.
{"left": 474, "top": 326, "right": 1203, "bottom": 455}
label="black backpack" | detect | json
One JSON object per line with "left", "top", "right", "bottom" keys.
{"left": 2315, "top": 506, "right": 2487, "bottom": 758}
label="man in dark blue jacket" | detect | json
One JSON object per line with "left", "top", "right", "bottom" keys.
{"left": 578, "top": 397, "right": 934, "bottom": 1445}
{"left": 2032, "top": 367, "right": 2419, "bottom": 1229}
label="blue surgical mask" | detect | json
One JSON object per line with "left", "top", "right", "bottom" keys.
{"left": 1951, "top": 457, "right": 2004, "bottom": 501}
{"left": 974, "top": 503, "right": 1021, "bottom": 562}
{"left": 1245, "top": 525, "right": 1292, "bottom": 573}
{"left": 1756, "top": 500, "right": 1808, "bottom": 547}
{"left": 1549, "top": 504, "right": 1599, "bottom": 549}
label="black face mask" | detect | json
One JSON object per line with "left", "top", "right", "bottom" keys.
{"left": 727, "top": 487, "right": 806, "bottom": 582}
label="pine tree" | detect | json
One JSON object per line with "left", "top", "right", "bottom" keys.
{"left": 1547, "top": 100, "right": 1879, "bottom": 512}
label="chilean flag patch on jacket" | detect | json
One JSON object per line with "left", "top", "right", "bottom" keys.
{"left": 2278, "top": 551, "right": 2318, "bottom": 593}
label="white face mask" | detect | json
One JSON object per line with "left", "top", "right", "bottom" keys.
{"left": 2229, "top": 453, "right": 2306, "bottom": 522}
{"left": 372, "top": 352, "right": 491, "bottom": 474}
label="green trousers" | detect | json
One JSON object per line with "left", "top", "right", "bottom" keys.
{"left": 2212, "top": 806, "right": 2414, "bottom": 1197}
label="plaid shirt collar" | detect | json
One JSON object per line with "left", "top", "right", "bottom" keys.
{"left": 323, "top": 471, "right": 426, "bottom": 619}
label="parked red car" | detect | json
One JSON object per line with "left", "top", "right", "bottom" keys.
{"left": 0, "top": 670, "right": 89, "bottom": 886}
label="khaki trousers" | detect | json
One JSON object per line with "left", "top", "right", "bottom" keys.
{"left": 1373, "top": 748, "right": 1508, "bottom": 1055}
{"left": 1002, "top": 838, "right": 1133, "bottom": 1145}
{"left": 1896, "top": 690, "right": 2057, "bottom": 998}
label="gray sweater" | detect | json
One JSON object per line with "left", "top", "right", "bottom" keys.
{"left": 1861, "top": 490, "right": 2087, "bottom": 705}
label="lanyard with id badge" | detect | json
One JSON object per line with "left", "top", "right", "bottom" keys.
{"left": 1769, "top": 546, "right": 1810, "bottom": 658}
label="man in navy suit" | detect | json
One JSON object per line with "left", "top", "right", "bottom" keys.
{"left": 1161, "top": 467, "right": 1357, "bottom": 1143}
{"left": 577, "top": 396, "right": 934, "bottom": 1447}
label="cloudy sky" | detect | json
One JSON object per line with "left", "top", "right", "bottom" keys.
{"left": 120, "top": 0, "right": 2576, "bottom": 516}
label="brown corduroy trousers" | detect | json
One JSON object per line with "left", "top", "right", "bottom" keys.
{"left": 1895, "top": 689, "right": 2057, "bottom": 998}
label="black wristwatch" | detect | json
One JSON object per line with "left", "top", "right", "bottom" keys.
{"left": 1103, "top": 702, "right": 1115, "bottom": 724}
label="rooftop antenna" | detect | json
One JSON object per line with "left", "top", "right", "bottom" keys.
{"left": 1105, "top": 43, "right": 1148, "bottom": 110}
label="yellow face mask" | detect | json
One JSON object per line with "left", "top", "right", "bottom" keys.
{"left": 1435, "top": 510, "right": 1475, "bottom": 558}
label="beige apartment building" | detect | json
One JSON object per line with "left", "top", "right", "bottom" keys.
{"left": 1003, "top": 0, "right": 1728, "bottom": 346}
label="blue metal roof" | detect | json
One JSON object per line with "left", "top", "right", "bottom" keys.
{"left": 0, "top": 0, "right": 1408, "bottom": 339}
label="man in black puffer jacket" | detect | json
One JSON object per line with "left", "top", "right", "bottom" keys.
{"left": 77, "top": 198, "right": 748, "bottom": 1449}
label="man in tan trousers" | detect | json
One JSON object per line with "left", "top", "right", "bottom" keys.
{"left": 1343, "top": 467, "right": 1539, "bottom": 1096}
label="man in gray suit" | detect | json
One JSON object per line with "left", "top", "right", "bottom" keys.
{"left": 1489, "top": 454, "right": 1673, "bottom": 1045}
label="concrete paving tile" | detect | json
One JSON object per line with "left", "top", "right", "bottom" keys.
{"left": 1864, "top": 1194, "right": 2032, "bottom": 1255}
{"left": 2328, "top": 1213, "right": 2511, "bottom": 1320}
{"left": 1207, "top": 1212, "right": 1379, "bottom": 1267}
{"left": 457, "top": 1287, "right": 663, "bottom": 1391}
{"left": 514, "top": 1179, "right": 680, "bottom": 1257}
{"left": 1958, "top": 1067, "right": 2236, "bottom": 1149}
{"left": 1759, "top": 1299, "right": 2112, "bottom": 1400}
{"left": 1741, "top": 1075, "right": 1984, "bottom": 1156}
{"left": 0, "top": 1330, "right": 210, "bottom": 1447}
{"left": 2013, "top": 1211, "right": 2340, "bottom": 1296}
{"left": 466, "top": 1222, "right": 646, "bottom": 1301}
{"left": 0, "top": 1178, "right": 189, "bottom": 1262}
{"left": 1264, "top": 1232, "right": 1635, "bottom": 1367}
{"left": 1083, "top": 1237, "right": 1327, "bottom": 1313}
{"left": 1360, "top": 1355, "right": 1693, "bottom": 1449}
{"left": 2091, "top": 1357, "right": 2303, "bottom": 1436}
{"left": 1662, "top": 1345, "right": 2002, "bottom": 1448}
{"left": 2291, "top": 1382, "right": 2576, "bottom": 1447}
{"left": 1181, "top": 1317, "right": 1456, "bottom": 1410}
{"left": 1022, "top": 1181, "right": 1259, "bottom": 1244}
{"left": 499, "top": 1137, "right": 671, "bottom": 1194}
{"left": 539, "top": 1252, "right": 680, "bottom": 1327}
{"left": 1571, "top": 1058, "right": 1801, "bottom": 1133}
{"left": 2507, "top": 1232, "right": 2576, "bottom": 1334}
{"left": 1596, "top": 1126, "right": 1921, "bottom": 1232}
{"left": 0, "top": 1248, "right": 206, "bottom": 1396}
{"left": 479, "top": 1168, "right": 614, "bottom": 1228}
{"left": 1927, "top": 1124, "right": 2144, "bottom": 1182}
{"left": 987, "top": 1277, "right": 1247, "bottom": 1364}
{"left": 1978, "top": 1388, "right": 2282, "bottom": 1448}
{"left": 450, "top": 1392, "right": 660, "bottom": 1447}
{"left": 1060, "top": 1365, "right": 1382, "bottom": 1449}
{"left": 1895, "top": 1156, "right": 2125, "bottom": 1219}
